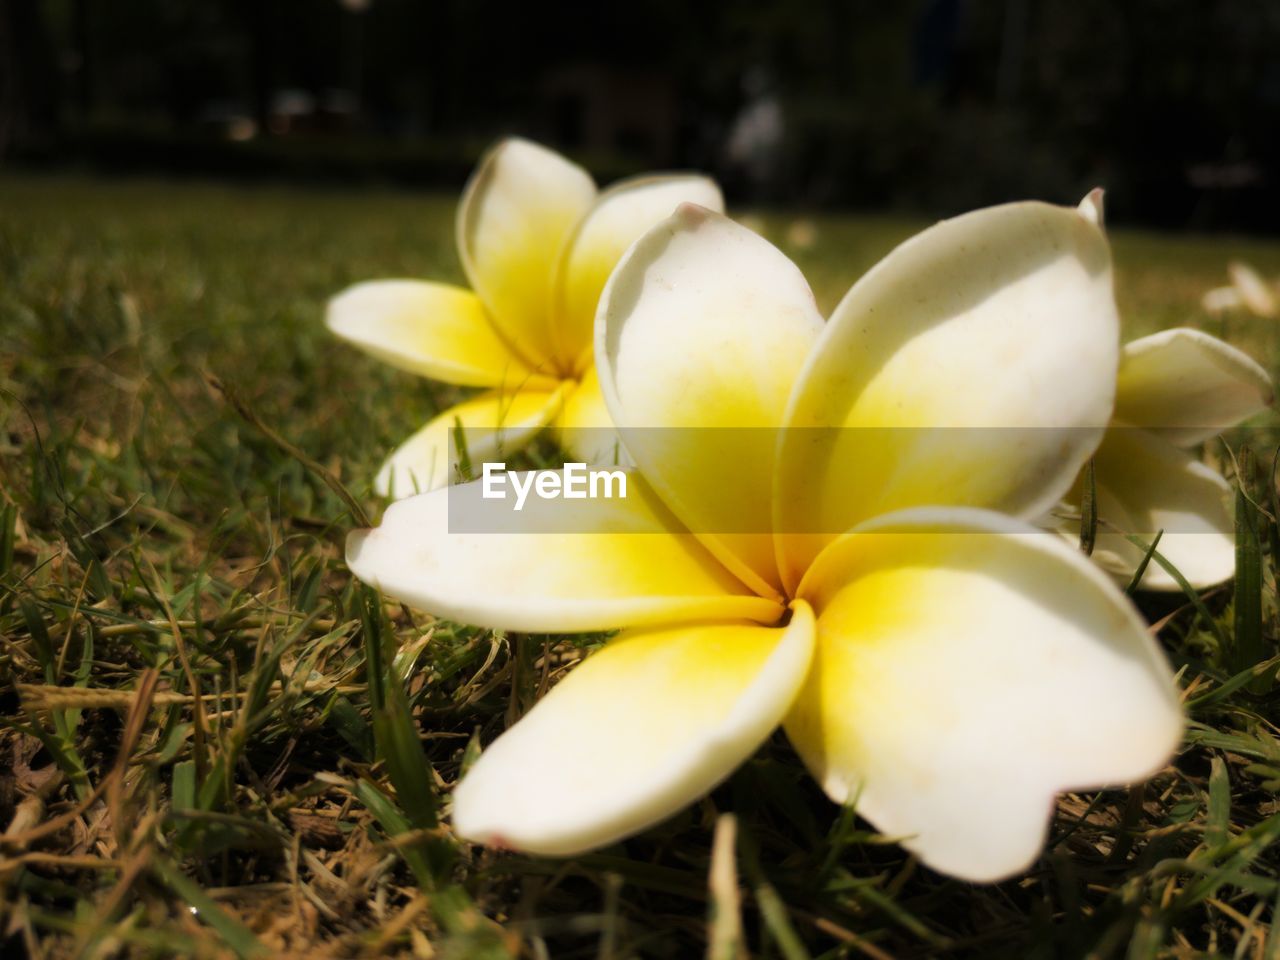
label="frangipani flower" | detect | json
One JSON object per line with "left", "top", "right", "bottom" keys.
{"left": 1054, "top": 327, "right": 1273, "bottom": 590}
{"left": 346, "top": 197, "right": 1183, "bottom": 882}
{"left": 326, "top": 138, "right": 722, "bottom": 496}
{"left": 1202, "top": 261, "right": 1278, "bottom": 318}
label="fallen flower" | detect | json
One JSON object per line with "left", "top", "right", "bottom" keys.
{"left": 347, "top": 197, "right": 1183, "bottom": 882}
{"left": 1052, "top": 327, "right": 1273, "bottom": 589}
{"left": 1202, "top": 260, "right": 1279, "bottom": 318}
{"left": 326, "top": 138, "right": 722, "bottom": 495}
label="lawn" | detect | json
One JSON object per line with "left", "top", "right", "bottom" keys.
{"left": 4, "top": 174, "right": 1280, "bottom": 958}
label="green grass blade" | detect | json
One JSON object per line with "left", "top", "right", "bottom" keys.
{"left": 1234, "top": 448, "right": 1267, "bottom": 691}
{"left": 1206, "top": 756, "right": 1230, "bottom": 849}
{"left": 1124, "top": 529, "right": 1163, "bottom": 596}
{"left": 1124, "top": 534, "right": 1229, "bottom": 649}
{"left": 353, "top": 779, "right": 435, "bottom": 890}
{"left": 360, "top": 587, "right": 439, "bottom": 832}
{"left": 151, "top": 859, "right": 268, "bottom": 959}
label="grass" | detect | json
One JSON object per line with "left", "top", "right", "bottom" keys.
{"left": 4, "top": 173, "right": 1280, "bottom": 958}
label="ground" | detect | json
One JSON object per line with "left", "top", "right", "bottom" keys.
{"left": 4, "top": 175, "right": 1280, "bottom": 958}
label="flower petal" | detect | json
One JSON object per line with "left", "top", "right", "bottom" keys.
{"left": 555, "top": 366, "right": 632, "bottom": 469}
{"left": 452, "top": 602, "right": 814, "bottom": 855}
{"left": 457, "top": 139, "right": 596, "bottom": 370}
{"left": 596, "top": 204, "right": 824, "bottom": 598}
{"left": 326, "top": 280, "right": 548, "bottom": 388}
{"left": 375, "top": 386, "right": 568, "bottom": 498}
{"left": 346, "top": 473, "right": 783, "bottom": 633}
{"left": 1114, "top": 328, "right": 1273, "bottom": 447}
{"left": 788, "top": 507, "right": 1182, "bottom": 883}
{"left": 1202, "top": 285, "right": 1243, "bottom": 315}
{"left": 1228, "top": 261, "right": 1278, "bottom": 318}
{"left": 776, "top": 200, "right": 1118, "bottom": 591}
{"left": 553, "top": 175, "right": 724, "bottom": 367}
{"left": 1087, "top": 428, "right": 1235, "bottom": 590}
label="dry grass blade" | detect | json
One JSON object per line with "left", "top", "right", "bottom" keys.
{"left": 707, "top": 814, "right": 745, "bottom": 960}
{"left": 2, "top": 668, "right": 161, "bottom": 850}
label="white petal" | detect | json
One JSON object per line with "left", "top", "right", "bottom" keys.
{"left": 787, "top": 508, "right": 1182, "bottom": 883}
{"left": 1202, "top": 286, "right": 1243, "bottom": 315}
{"left": 1115, "top": 328, "right": 1273, "bottom": 446}
{"left": 452, "top": 603, "right": 814, "bottom": 855}
{"left": 326, "top": 280, "right": 546, "bottom": 388}
{"left": 1076, "top": 188, "right": 1105, "bottom": 227}
{"left": 553, "top": 174, "right": 724, "bottom": 368}
{"left": 375, "top": 387, "right": 567, "bottom": 498}
{"left": 1089, "top": 427, "right": 1236, "bottom": 590}
{"left": 776, "top": 200, "right": 1118, "bottom": 591}
{"left": 347, "top": 473, "right": 782, "bottom": 633}
{"left": 596, "top": 204, "right": 824, "bottom": 598}
{"left": 1229, "top": 261, "right": 1278, "bottom": 318}
{"left": 457, "top": 139, "right": 596, "bottom": 369}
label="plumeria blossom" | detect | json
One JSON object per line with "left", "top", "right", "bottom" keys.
{"left": 1052, "top": 327, "right": 1273, "bottom": 590}
{"left": 326, "top": 138, "right": 723, "bottom": 496}
{"left": 346, "top": 196, "right": 1184, "bottom": 882}
{"left": 1202, "top": 261, "right": 1278, "bottom": 318}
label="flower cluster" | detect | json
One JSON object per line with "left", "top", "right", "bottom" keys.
{"left": 329, "top": 141, "right": 1273, "bottom": 882}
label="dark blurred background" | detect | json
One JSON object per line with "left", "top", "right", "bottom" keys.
{"left": 2, "top": 0, "right": 1278, "bottom": 230}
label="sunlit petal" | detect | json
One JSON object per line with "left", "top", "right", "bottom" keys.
{"left": 787, "top": 508, "right": 1182, "bottom": 882}
{"left": 347, "top": 473, "right": 783, "bottom": 633}
{"left": 452, "top": 602, "right": 814, "bottom": 855}
{"left": 597, "top": 205, "right": 824, "bottom": 598}
{"left": 776, "top": 199, "right": 1119, "bottom": 590}
{"left": 457, "top": 138, "right": 596, "bottom": 369}
{"left": 326, "top": 280, "right": 548, "bottom": 388}
{"left": 375, "top": 386, "right": 567, "bottom": 498}
{"left": 554, "top": 174, "right": 724, "bottom": 367}
{"left": 1115, "top": 328, "right": 1273, "bottom": 447}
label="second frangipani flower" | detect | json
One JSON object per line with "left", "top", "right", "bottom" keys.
{"left": 326, "top": 138, "right": 722, "bottom": 496}
{"left": 1053, "top": 327, "right": 1272, "bottom": 590}
{"left": 347, "top": 196, "right": 1184, "bottom": 883}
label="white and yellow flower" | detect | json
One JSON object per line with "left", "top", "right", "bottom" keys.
{"left": 346, "top": 198, "right": 1183, "bottom": 882}
{"left": 326, "top": 138, "right": 722, "bottom": 496}
{"left": 1055, "top": 327, "right": 1272, "bottom": 590}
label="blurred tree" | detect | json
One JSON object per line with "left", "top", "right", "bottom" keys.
{"left": 1, "top": 0, "right": 1277, "bottom": 229}
{"left": 0, "top": 0, "right": 61, "bottom": 158}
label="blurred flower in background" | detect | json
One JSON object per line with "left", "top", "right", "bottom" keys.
{"left": 1202, "top": 261, "right": 1279, "bottom": 318}
{"left": 326, "top": 138, "right": 722, "bottom": 496}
